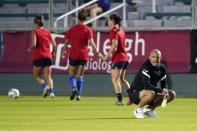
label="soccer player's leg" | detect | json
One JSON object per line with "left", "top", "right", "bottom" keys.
{"left": 43, "top": 66, "right": 54, "bottom": 98}
{"left": 111, "top": 68, "right": 124, "bottom": 106}
{"left": 119, "top": 69, "right": 132, "bottom": 105}
{"left": 33, "top": 66, "right": 49, "bottom": 97}
{"left": 68, "top": 65, "right": 78, "bottom": 100}
{"left": 76, "top": 65, "right": 85, "bottom": 101}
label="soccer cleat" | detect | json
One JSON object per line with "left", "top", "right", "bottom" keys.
{"left": 49, "top": 93, "right": 55, "bottom": 98}
{"left": 70, "top": 88, "right": 78, "bottom": 100}
{"left": 127, "top": 99, "right": 133, "bottom": 105}
{"left": 113, "top": 101, "right": 124, "bottom": 106}
{"left": 134, "top": 108, "right": 144, "bottom": 119}
{"left": 76, "top": 95, "right": 81, "bottom": 101}
{"left": 42, "top": 86, "right": 50, "bottom": 98}
{"left": 143, "top": 108, "right": 158, "bottom": 118}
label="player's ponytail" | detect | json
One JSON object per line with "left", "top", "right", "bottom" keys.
{"left": 78, "top": 8, "right": 87, "bottom": 21}
{"left": 34, "top": 14, "right": 45, "bottom": 27}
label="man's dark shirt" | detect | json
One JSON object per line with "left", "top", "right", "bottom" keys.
{"left": 130, "top": 59, "right": 167, "bottom": 93}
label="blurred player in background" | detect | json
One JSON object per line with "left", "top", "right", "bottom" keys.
{"left": 27, "top": 15, "right": 56, "bottom": 98}
{"left": 127, "top": 49, "right": 176, "bottom": 118}
{"left": 103, "top": 14, "right": 130, "bottom": 106}
{"left": 62, "top": 8, "right": 103, "bottom": 101}
{"left": 86, "top": 0, "right": 110, "bottom": 28}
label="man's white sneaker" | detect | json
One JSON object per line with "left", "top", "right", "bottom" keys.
{"left": 42, "top": 86, "right": 50, "bottom": 98}
{"left": 134, "top": 108, "right": 144, "bottom": 119}
{"left": 50, "top": 93, "right": 55, "bottom": 98}
{"left": 143, "top": 108, "right": 158, "bottom": 118}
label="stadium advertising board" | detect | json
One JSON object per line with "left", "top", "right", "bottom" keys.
{"left": 0, "top": 30, "right": 190, "bottom": 73}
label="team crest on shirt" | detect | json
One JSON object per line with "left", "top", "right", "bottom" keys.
{"left": 154, "top": 70, "right": 161, "bottom": 76}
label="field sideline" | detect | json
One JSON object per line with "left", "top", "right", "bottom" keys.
{"left": 0, "top": 96, "right": 197, "bottom": 131}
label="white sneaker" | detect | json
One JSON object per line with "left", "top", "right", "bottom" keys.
{"left": 113, "top": 101, "right": 124, "bottom": 106}
{"left": 143, "top": 108, "right": 158, "bottom": 118}
{"left": 42, "top": 86, "right": 50, "bottom": 98}
{"left": 76, "top": 95, "right": 80, "bottom": 101}
{"left": 50, "top": 93, "right": 55, "bottom": 98}
{"left": 134, "top": 108, "right": 144, "bottom": 119}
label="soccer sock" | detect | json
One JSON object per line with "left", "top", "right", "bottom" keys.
{"left": 77, "top": 76, "right": 83, "bottom": 95}
{"left": 41, "top": 82, "right": 47, "bottom": 89}
{"left": 69, "top": 76, "right": 76, "bottom": 89}
{"left": 49, "top": 88, "right": 54, "bottom": 94}
{"left": 116, "top": 93, "right": 122, "bottom": 102}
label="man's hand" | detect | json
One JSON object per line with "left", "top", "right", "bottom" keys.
{"left": 157, "top": 88, "right": 169, "bottom": 98}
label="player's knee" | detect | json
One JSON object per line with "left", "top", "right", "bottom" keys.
{"left": 148, "top": 91, "right": 155, "bottom": 98}
{"left": 111, "top": 79, "right": 117, "bottom": 85}
{"left": 169, "top": 90, "right": 176, "bottom": 100}
{"left": 141, "top": 90, "right": 155, "bottom": 100}
{"left": 119, "top": 78, "right": 124, "bottom": 84}
{"left": 33, "top": 73, "right": 40, "bottom": 79}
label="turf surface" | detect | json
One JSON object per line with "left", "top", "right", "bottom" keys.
{"left": 0, "top": 96, "right": 197, "bottom": 131}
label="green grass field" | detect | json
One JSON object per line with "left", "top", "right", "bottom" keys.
{"left": 0, "top": 96, "right": 197, "bottom": 131}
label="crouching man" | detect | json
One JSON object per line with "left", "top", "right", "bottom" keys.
{"left": 127, "top": 49, "right": 176, "bottom": 119}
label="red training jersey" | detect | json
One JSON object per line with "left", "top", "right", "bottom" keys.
{"left": 64, "top": 24, "right": 93, "bottom": 60}
{"left": 32, "top": 28, "right": 52, "bottom": 60}
{"left": 109, "top": 26, "right": 129, "bottom": 63}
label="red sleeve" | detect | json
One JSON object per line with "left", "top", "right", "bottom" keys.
{"left": 64, "top": 29, "right": 71, "bottom": 40}
{"left": 111, "top": 30, "right": 118, "bottom": 40}
{"left": 87, "top": 28, "right": 93, "bottom": 40}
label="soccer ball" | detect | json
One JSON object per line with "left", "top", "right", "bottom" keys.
{"left": 8, "top": 88, "right": 20, "bottom": 99}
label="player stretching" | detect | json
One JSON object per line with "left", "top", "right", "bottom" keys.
{"left": 27, "top": 15, "right": 56, "bottom": 98}
{"left": 127, "top": 49, "right": 176, "bottom": 118}
{"left": 62, "top": 8, "right": 103, "bottom": 101}
{"left": 103, "top": 14, "right": 130, "bottom": 106}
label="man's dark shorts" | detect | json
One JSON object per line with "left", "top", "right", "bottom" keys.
{"left": 129, "top": 89, "right": 155, "bottom": 106}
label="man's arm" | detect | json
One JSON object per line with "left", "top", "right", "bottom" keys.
{"left": 160, "top": 74, "right": 167, "bottom": 89}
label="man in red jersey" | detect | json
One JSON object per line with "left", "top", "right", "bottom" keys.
{"left": 103, "top": 14, "right": 131, "bottom": 105}
{"left": 27, "top": 15, "right": 56, "bottom": 98}
{"left": 62, "top": 8, "right": 103, "bottom": 101}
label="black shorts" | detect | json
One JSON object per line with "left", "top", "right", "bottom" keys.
{"left": 129, "top": 89, "right": 155, "bottom": 106}
{"left": 33, "top": 58, "right": 52, "bottom": 67}
{"left": 69, "top": 59, "right": 87, "bottom": 66}
{"left": 129, "top": 90, "right": 141, "bottom": 105}
{"left": 111, "top": 61, "right": 129, "bottom": 70}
